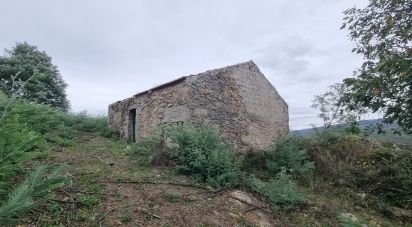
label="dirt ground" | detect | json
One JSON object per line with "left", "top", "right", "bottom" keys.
{"left": 25, "top": 133, "right": 407, "bottom": 227}
{"left": 36, "top": 133, "right": 289, "bottom": 227}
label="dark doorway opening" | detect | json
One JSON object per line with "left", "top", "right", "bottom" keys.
{"left": 128, "top": 109, "right": 136, "bottom": 142}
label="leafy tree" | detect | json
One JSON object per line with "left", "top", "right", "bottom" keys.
{"left": 340, "top": 0, "right": 412, "bottom": 133}
{"left": 0, "top": 42, "right": 69, "bottom": 111}
{"left": 311, "top": 83, "right": 365, "bottom": 128}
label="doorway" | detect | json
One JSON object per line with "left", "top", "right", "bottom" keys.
{"left": 128, "top": 109, "right": 136, "bottom": 142}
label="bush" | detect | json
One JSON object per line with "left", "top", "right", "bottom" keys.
{"left": 0, "top": 93, "right": 68, "bottom": 224}
{"left": 353, "top": 148, "right": 412, "bottom": 209}
{"left": 240, "top": 138, "right": 314, "bottom": 181}
{"left": 165, "top": 124, "right": 241, "bottom": 188}
{"left": 0, "top": 93, "right": 49, "bottom": 196}
{"left": 2, "top": 96, "right": 63, "bottom": 134}
{"left": 0, "top": 124, "right": 45, "bottom": 196}
{"left": 248, "top": 169, "right": 306, "bottom": 210}
{"left": 61, "top": 112, "right": 118, "bottom": 138}
{"left": 305, "top": 129, "right": 412, "bottom": 209}
{"left": 306, "top": 131, "right": 376, "bottom": 181}
{"left": 265, "top": 139, "right": 314, "bottom": 177}
{"left": 131, "top": 135, "right": 163, "bottom": 167}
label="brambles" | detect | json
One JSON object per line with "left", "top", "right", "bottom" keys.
{"left": 248, "top": 170, "right": 306, "bottom": 210}
{"left": 353, "top": 148, "right": 412, "bottom": 209}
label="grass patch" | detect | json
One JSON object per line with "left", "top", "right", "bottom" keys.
{"left": 79, "top": 195, "right": 100, "bottom": 208}
{"left": 163, "top": 192, "right": 180, "bottom": 203}
{"left": 248, "top": 170, "right": 306, "bottom": 210}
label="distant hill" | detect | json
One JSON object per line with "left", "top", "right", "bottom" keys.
{"left": 290, "top": 119, "right": 412, "bottom": 147}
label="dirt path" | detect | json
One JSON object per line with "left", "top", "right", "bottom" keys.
{"left": 44, "top": 133, "right": 283, "bottom": 227}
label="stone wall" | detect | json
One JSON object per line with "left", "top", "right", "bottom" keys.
{"left": 185, "top": 61, "right": 288, "bottom": 152}
{"left": 186, "top": 67, "right": 250, "bottom": 151}
{"left": 108, "top": 61, "right": 289, "bottom": 152}
{"left": 108, "top": 81, "right": 191, "bottom": 140}
{"left": 230, "top": 62, "right": 289, "bottom": 150}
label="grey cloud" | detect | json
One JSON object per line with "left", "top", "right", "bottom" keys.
{"left": 0, "top": 0, "right": 367, "bottom": 129}
{"left": 256, "top": 35, "right": 313, "bottom": 76}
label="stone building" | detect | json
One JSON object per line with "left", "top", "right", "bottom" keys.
{"left": 108, "top": 61, "right": 288, "bottom": 152}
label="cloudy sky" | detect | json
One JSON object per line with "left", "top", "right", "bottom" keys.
{"left": 0, "top": 0, "right": 368, "bottom": 130}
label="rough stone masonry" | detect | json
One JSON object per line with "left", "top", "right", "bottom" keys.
{"left": 108, "top": 61, "right": 289, "bottom": 152}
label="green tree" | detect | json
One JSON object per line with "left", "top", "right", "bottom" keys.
{"left": 0, "top": 42, "right": 69, "bottom": 111}
{"left": 340, "top": 0, "right": 412, "bottom": 133}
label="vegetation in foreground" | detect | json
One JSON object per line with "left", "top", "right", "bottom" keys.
{"left": 0, "top": 92, "right": 116, "bottom": 225}
{"left": 1, "top": 89, "right": 411, "bottom": 225}
{"left": 131, "top": 123, "right": 412, "bottom": 226}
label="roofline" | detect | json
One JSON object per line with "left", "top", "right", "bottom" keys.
{"left": 110, "top": 60, "right": 257, "bottom": 105}
{"left": 131, "top": 60, "right": 257, "bottom": 98}
{"left": 132, "top": 76, "right": 186, "bottom": 98}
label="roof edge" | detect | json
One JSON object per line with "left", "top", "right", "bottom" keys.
{"left": 111, "top": 60, "right": 259, "bottom": 104}
{"left": 132, "top": 76, "right": 186, "bottom": 98}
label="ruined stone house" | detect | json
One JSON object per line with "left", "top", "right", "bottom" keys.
{"left": 108, "top": 61, "right": 288, "bottom": 152}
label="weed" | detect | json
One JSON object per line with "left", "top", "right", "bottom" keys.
{"left": 120, "top": 210, "right": 132, "bottom": 223}
{"left": 77, "top": 210, "right": 93, "bottom": 222}
{"left": 79, "top": 195, "right": 100, "bottom": 208}
{"left": 163, "top": 192, "right": 180, "bottom": 203}
{"left": 338, "top": 213, "right": 366, "bottom": 227}
{"left": 248, "top": 169, "right": 306, "bottom": 210}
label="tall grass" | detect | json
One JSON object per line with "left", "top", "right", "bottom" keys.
{"left": 0, "top": 91, "right": 117, "bottom": 224}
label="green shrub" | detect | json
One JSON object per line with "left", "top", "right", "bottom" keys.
{"left": 131, "top": 135, "right": 162, "bottom": 167}
{"left": 61, "top": 112, "right": 118, "bottom": 138}
{"left": 2, "top": 98, "right": 63, "bottom": 134}
{"left": 0, "top": 94, "right": 49, "bottom": 196}
{"left": 0, "top": 92, "right": 69, "bottom": 224}
{"left": 265, "top": 139, "right": 314, "bottom": 177}
{"left": 248, "top": 169, "right": 306, "bottom": 210}
{"left": 0, "top": 165, "right": 68, "bottom": 225}
{"left": 306, "top": 131, "right": 376, "bottom": 181}
{"left": 306, "top": 129, "right": 412, "bottom": 209}
{"left": 0, "top": 125, "right": 45, "bottom": 196}
{"left": 353, "top": 148, "right": 412, "bottom": 209}
{"left": 165, "top": 124, "right": 241, "bottom": 188}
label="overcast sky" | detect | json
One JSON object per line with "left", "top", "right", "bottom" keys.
{"left": 0, "top": 0, "right": 368, "bottom": 130}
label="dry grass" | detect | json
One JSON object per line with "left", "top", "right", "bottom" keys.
{"left": 28, "top": 133, "right": 278, "bottom": 226}
{"left": 23, "top": 132, "right": 410, "bottom": 226}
